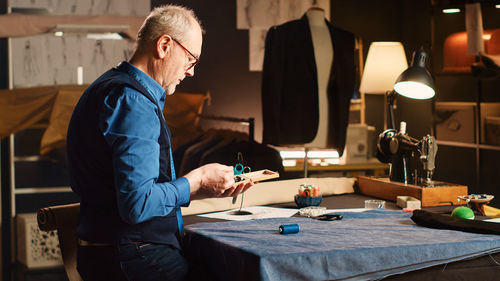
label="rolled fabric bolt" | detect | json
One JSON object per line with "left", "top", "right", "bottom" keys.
{"left": 279, "top": 224, "right": 299, "bottom": 234}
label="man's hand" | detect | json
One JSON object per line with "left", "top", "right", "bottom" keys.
{"left": 184, "top": 163, "right": 254, "bottom": 200}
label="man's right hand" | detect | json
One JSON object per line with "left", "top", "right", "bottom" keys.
{"left": 184, "top": 163, "right": 254, "bottom": 200}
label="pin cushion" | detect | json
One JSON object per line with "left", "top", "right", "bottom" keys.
{"left": 294, "top": 195, "right": 322, "bottom": 208}
{"left": 295, "top": 184, "right": 322, "bottom": 208}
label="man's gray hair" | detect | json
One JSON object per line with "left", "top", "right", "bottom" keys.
{"left": 136, "top": 4, "right": 203, "bottom": 47}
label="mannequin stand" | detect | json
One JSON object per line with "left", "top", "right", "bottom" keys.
{"left": 303, "top": 147, "right": 309, "bottom": 178}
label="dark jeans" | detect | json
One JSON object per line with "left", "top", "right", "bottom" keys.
{"left": 77, "top": 243, "right": 189, "bottom": 281}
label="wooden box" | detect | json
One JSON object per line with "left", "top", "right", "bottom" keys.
{"left": 357, "top": 176, "right": 468, "bottom": 207}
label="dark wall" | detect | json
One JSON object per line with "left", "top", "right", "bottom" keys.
{"left": 153, "top": 0, "right": 434, "bottom": 142}
{"left": 331, "top": 0, "right": 433, "bottom": 138}
{"left": 152, "top": 0, "right": 500, "bottom": 202}
{"left": 152, "top": 0, "right": 263, "bottom": 139}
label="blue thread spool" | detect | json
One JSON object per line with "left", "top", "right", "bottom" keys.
{"left": 279, "top": 224, "right": 299, "bottom": 234}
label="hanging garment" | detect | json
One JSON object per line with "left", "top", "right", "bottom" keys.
{"left": 178, "top": 129, "right": 226, "bottom": 176}
{"left": 261, "top": 14, "right": 355, "bottom": 155}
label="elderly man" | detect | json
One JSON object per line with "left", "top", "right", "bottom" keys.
{"left": 67, "top": 5, "right": 252, "bottom": 281}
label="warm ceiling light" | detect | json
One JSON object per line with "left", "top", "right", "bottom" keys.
{"left": 442, "top": 8, "right": 461, "bottom": 13}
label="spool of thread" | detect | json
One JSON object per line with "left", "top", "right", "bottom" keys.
{"left": 279, "top": 224, "right": 299, "bottom": 234}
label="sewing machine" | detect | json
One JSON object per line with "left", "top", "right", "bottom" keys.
{"left": 357, "top": 121, "right": 468, "bottom": 207}
{"left": 376, "top": 121, "right": 438, "bottom": 185}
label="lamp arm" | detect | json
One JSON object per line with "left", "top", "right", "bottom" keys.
{"left": 385, "top": 90, "right": 397, "bottom": 130}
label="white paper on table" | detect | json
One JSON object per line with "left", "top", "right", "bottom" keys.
{"left": 325, "top": 208, "right": 369, "bottom": 213}
{"left": 197, "top": 207, "right": 370, "bottom": 221}
{"left": 484, "top": 218, "right": 500, "bottom": 223}
{"left": 198, "top": 206, "right": 299, "bottom": 221}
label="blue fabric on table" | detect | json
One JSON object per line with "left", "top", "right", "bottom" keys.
{"left": 183, "top": 209, "right": 500, "bottom": 281}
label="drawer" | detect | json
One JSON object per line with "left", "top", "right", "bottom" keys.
{"left": 435, "top": 102, "right": 476, "bottom": 143}
{"left": 480, "top": 103, "right": 500, "bottom": 143}
{"left": 485, "top": 116, "right": 500, "bottom": 146}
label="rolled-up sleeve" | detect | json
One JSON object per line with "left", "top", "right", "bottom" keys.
{"left": 99, "top": 87, "right": 190, "bottom": 225}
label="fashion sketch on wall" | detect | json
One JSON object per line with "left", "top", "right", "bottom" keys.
{"left": 237, "top": 0, "right": 330, "bottom": 71}
{"left": 8, "top": 0, "right": 147, "bottom": 88}
{"left": 10, "top": 0, "right": 148, "bottom": 15}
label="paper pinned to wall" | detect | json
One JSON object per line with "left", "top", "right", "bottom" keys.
{"left": 8, "top": 0, "right": 146, "bottom": 88}
{"left": 237, "top": 0, "right": 330, "bottom": 71}
{"left": 465, "top": 3, "right": 484, "bottom": 56}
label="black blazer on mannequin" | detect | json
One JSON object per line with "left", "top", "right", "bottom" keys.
{"left": 261, "top": 14, "right": 355, "bottom": 156}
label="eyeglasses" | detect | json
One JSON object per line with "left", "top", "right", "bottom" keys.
{"left": 172, "top": 37, "right": 199, "bottom": 71}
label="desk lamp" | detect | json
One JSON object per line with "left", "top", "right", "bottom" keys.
{"left": 387, "top": 47, "right": 435, "bottom": 129}
{"left": 377, "top": 47, "right": 437, "bottom": 184}
{"left": 359, "top": 42, "right": 408, "bottom": 130}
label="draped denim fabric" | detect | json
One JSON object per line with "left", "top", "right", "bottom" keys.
{"left": 184, "top": 209, "right": 500, "bottom": 281}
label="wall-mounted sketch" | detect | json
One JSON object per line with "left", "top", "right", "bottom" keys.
{"left": 91, "top": 40, "right": 108, "bottom": 75}
{"left": 76, "top": 34, "right": 84, "bottom": 66}
{"left": 9, "top": 0, "right": 47, "bottom": 10}
{"left": 237, "top": 0, "right": 280, "bottom": 29}
{"left": 249, "top": 28, "right": 267, "bottom": 71}
{"left": 22, "top": 39, "right": 41, "bottom": 81}
{"left": 11, "top": 35, "right": 43, "bottom": 87}
{"left": 10, "top": 0, "right": 149, "bottom": 15}
{"left": 237, "top": 0, "right": 330, "bottom": 71}
{"left": 45, "top": 36, "right": 57, "bottom": 84}
{"left": 9, "top": 0, "right": 148, "bottom": 88}
{"left": 88, "top": 0, "right": 149, "bottom": 16}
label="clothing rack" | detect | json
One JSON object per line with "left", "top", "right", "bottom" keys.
{"left": 198, "top": 114, "right": 255, "bottom": 142}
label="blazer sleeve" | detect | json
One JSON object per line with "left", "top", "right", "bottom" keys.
{"left": 261, "top": 26, "right": 285, "bottom": 145}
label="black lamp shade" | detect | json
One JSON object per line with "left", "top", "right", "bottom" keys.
{"left": 394, "top": 48, "right": 435, "bottom": 100}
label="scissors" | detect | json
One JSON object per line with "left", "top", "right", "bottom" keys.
{"left": 232, "top": 152, "right": 251, "bottom": 204}
{"left": 233, "top": 152, "right": 251, "bottom": 181}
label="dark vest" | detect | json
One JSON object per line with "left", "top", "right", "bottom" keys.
{"left": 67, "top": 63, "right": 181, "bottom": 248}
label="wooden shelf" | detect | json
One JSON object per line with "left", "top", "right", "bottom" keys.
{"left": 434, "top": 72, "right": 473, "bottom": 77}
{"left": 437, "top": 140, "right": 500, "bottom": 151}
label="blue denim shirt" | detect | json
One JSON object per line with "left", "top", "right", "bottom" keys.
{"left": 68, "top": 61, "right": 190, "bottom": 240}
{"left": 98, "top": 62, "right": 190, "bottom": 224}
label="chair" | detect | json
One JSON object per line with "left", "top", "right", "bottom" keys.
{"left": 37, "top": 203, "right": 82, "bottom": 281}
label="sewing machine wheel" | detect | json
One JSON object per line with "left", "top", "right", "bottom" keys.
{"left": 376, "top": 129, "right": 398, "bottom": 163}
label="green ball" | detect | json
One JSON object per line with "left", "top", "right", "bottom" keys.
{"left": 451, "top": 206, "right": 475, "bottom": 220}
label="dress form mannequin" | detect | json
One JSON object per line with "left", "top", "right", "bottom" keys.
{"left": 261, "top": 7, "right": 355, "bottom": 154}
{"left": 304, "top": 8, "right": 333, "bottom": 149}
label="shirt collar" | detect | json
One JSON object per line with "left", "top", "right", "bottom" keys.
{"left": 117, "top": 61, "right": 166, "bottom": 104}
